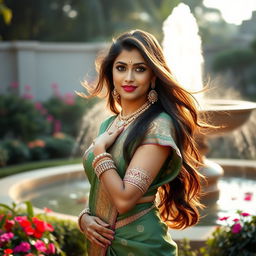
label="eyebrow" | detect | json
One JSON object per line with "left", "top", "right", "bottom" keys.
{"left": 115, "top": 61, "right": 147, "bottom": 66}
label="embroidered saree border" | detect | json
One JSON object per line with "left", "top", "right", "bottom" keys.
{"left": 115, "top": 204, "right": 155, "bottom": 229}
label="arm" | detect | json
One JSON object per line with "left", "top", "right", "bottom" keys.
{"left": 93, "top": 128, "right": 170, "bottom": 214}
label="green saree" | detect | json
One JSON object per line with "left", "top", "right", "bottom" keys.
{"left": 83, "top": 112, "right": 182, "bottom": 256}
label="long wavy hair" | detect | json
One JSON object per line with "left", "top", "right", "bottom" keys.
{"left": 81, "top": 29, "right": 208, "bottom": 229}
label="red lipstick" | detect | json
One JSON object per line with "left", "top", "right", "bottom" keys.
{"left": 122, "top": 85, "right": 137, "bottom": 92}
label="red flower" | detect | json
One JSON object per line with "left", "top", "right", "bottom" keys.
{"left": 4, "top": 219, "right": 15, "bottom": 231}
{"left": 232, "top": 218, "right": 239, "bottom": 222}
{"left": 33, "top": 230, "right": 43, "bottom": 239}
{"left": 24, "top": 226, "right": 35, "bottom": 236}
{"left": 218, "top": 216, "right": 229, "bottom": 221}
{"left": 4, "top": 248, "right": 13, "bottom": 254}
{"left": 241, "top": 212, "right": 250, "bottom": 217}
{"left": 231, "top": 223, "right": 242, "bottom": 234}
{"left": 43, "top": 207, "right": 53, "bottom": 213}
{"left": 32, "top": 217, "right": 46, "bottom": 233}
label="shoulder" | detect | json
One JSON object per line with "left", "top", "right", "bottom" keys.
{"left": 98, "top": 115, "right": 116, "bottom": 134}
{"left": 147, "top": 112, "right": 176, "bottom": 139}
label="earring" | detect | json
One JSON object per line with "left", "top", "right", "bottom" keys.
{"left": 112, "top": 88, "right": 121, "bottom": 102}
{"left": 148, "top": 83, "right": 158, "bottom": 104}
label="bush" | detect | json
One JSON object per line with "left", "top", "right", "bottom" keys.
{"left": 44, "top": 133, "right": 76, "bottom": 159}
{"left": 0, "top": 145, "right": 9, "bottom": 167}
{"left": 2, "top": 139, "right": 30, "bottom": 164}
{"left": 0, "top": 94, "right": 50, "bottom": 141}
{"left": 0, "top": 202, "right": 87, "bottom": 256}
{"left": 178, "top": 211, "right": 256, "bottom": 256}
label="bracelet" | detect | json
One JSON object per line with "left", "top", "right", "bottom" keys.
{"left": 78, "top": 208, "right": 91, "bottom": 233}
{"left": 94, "top": 159, "right": 117, "bottom": 179}
{"left": 92, "top": 152, "right": 112, "bottom": 168}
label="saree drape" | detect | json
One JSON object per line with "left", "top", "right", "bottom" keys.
{"left": 83, "top": 112, "right": 182, "bottom": 256}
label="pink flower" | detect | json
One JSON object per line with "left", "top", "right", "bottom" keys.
{"left": 233, "top": 218, "right": 239, "bottom": 222}
{"left": 46, "top": 243, "right": 56, "bottom": 254}
{"left": 51, "top": 83, "right": 59, "bottom": 89}
{"left": 10, "top": 81, "right": 19, "bottom": 88}
{"left": 34, "top": 102, "right": 43, "bottom": 110}
{"left": 241, "top": 212, "right": 250, "bottom": 217}
{"left": 244, "top": 192, "right": 253, "bottom": 201}
{"left": 25, "top": 254, "right": 35, "bottom": 256}
{"left": 218, "top": 216, "right": 229, "bottom": 221}
{"left": 22, "top": 93, "right": 34, "bottom": 100}
{"left": 0, "top": 232, "right": 14, "bottom": 243}
{"left": 34, "top": 240, "right": 47, "bottom": 253}
{"left": 54, "top": 120, "right": 62, "bottom": 133}
{"left": 24, "top": 84, "right": 31, "bottom": 91}
{"left": 64, "top": 93, "right": 75, "bottom": 105}
{"left": 44, "top": 207, "right": 53, "bottom": 213}
{"left": 46, "top": 115, "right": 54, "bottom": 122}
{"left": 14, "top": 241, "right": 31, "bottom": 253}
{"left": 231, "top": 223, "right": 242, "bottom": 234}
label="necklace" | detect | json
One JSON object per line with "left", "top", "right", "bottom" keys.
{"left": 115, "top": 101, "right": 151, "bottom": 128}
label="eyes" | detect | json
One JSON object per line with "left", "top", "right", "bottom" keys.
{"left": 115, "top": 65, "right": 147, "bottom": 73}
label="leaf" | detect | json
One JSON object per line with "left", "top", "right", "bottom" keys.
{"left": 0, "top": 203, "right": 15, "bottom": 214}
{"left": 24, "top": 201, "right": 34, "bottom": 218}
{"left": 0, "top": 214, "right": 7, "bottom": 228}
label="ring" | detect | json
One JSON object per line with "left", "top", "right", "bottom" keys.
{"left": 107, "top": 131, "right": 113, "bottom": 135}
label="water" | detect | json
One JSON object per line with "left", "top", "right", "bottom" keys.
{"left": 28, "top": 176, "right": 256, "bottom": 226}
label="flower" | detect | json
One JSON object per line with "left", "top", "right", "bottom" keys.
{"left": 34, "top": 240, "right": 47, "bottom": 253}
{"left": 244, "top": 192, "right": 253, "bottom": 201}
{"left": 44, "top": 207, "right": 53, "bottom": 213}
{"left": 4, "top": 248, "right": 13, "bottom": 254}
{"left": 240, "top": 212, "right": 250, "bottom": 217}
{"left": 0, "top": 202, "right": 61, "bottom": 255}
{"left": 231, "top": 222, "right": 242, "bottom": 234}
{"left": 14, "top": 241, "right": 31, "bottom": 253}
{"left": 218, "top": 216, "right": 229, "bottom": 221}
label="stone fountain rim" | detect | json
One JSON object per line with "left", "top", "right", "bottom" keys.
{"left": 200, "top": 99, "right": 256, "bottom": 112}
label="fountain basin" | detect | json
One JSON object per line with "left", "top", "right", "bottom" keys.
{"left": 0, "top": 160, "right": 255, "bottom": 246}
{"left": 200, "top": 99, "right": 256, "bottom": 136}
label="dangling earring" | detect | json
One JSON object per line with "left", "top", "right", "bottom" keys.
{"left": 148, "top": 82, "right": 158, "bottom": 104}
{"left": 112, "top": 88, "right": 121, "bottom": 102}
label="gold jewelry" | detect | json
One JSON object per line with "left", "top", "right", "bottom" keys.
{"left": 78, "top": 208, "right": 91, "bottom": 233}
{"left": 92, "top": 152, "right": 112, "bottom": 168}
{"left": 123, "top": 167, "right": 153, "bottom": 194}
{"left": 116, "top": 101, "right": 151, "bottom": 128}
{"left": 112, "top": 88, "right": 120, "bottom": 102}
{"left": 94, "top": 158, "right": 117, "bottom": 178}
{"left": 148, "top": 82, "right": 158, "bottom": 104}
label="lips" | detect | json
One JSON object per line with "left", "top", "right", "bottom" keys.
{"left": 122, "top": 85, "right": 137, "bottom": 92}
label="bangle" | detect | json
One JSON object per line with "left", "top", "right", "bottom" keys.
{"left": 92, "top": 152, "right": 112, "bottom": 168}
{"left": 94, "top": 159, "right": 117, "bottom": 179}
{"left": 78, "top": 208, "right": 91, "bottom": 233}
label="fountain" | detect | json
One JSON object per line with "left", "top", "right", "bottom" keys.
{"left": 162, "top": 3, "right": 256, "bottom": 204}
{"left": 1, "top": 2, "right": 256, "bottom": 249}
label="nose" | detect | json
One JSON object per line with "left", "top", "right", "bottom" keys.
{"left": 125, "top": 69, "right": 134, "bottom": 83}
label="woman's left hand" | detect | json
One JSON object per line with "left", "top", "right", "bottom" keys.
{"left": 93, "top": 126, "right": 124, "bottom": 154}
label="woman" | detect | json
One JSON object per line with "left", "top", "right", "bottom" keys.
{"left": 78, "top": 29, "right": 206, "bottom": 256}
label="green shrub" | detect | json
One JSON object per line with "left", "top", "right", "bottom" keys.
{"left": 44, "top": 96, "right": 97, "bottom": 137}
{"left": 44, "top": 133, "right": 76, "bottom": 159}
{"left": 0, "top": 144, "right": 9, "bottom": 167}
{"left": 0, "top": 94, "right": 50, "bottom": 141}
{"left": 2, "top": 139, "right": 30, "bottom": 164}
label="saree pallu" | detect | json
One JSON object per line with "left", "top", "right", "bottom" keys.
{"left": 83, "top": 112, "right": 182, "bottom": 256}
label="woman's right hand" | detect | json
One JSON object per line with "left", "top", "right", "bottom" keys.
{"left": 81, "top": 214, "right": 115, "bottom": 248}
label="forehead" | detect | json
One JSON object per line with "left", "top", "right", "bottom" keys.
{"left": 114, "top": 48, "right": 146, "bottom": 63}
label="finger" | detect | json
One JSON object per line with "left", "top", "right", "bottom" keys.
{"left": 90, "top": 236, "right": 107, "bottom": 248}
{"left": 94, "top": 217, "right": 109, "bottom": 227}
{"left": 94, "top": 231, "right": 112, "bottom": 246}
{"left": 94, "top": 218, "right": 115, "bottom": 235}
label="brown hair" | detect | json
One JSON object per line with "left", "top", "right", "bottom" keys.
{"left": 81, "top": 29, "right": 207, "bottom": 229}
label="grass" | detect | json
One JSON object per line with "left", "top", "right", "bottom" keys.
{"left": 0, "top": 158, "right": 82, "bottom": 178}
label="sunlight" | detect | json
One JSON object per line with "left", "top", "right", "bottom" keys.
{"left": 204, "top": 0, "right": 256, "bottom": 25}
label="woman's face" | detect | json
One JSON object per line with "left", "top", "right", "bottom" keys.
{"left": 112, "top": 48, "right": 155, "bottom": 104}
